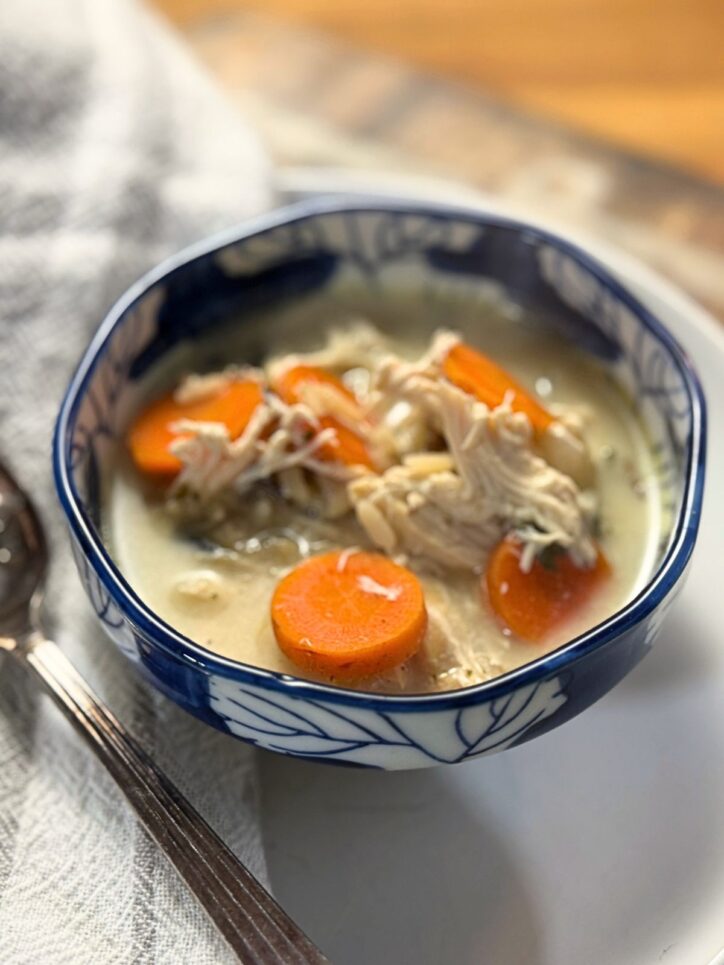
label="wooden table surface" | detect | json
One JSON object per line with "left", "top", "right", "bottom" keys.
{"left": 148, "top": 5, "right": 724, "bottom": 320}
{"left": 154, "top": 0, "right": 724, "bottom": 183}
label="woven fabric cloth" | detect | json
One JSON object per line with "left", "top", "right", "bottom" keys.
{"left": 0, "top": 0, "right": 274, "bottom": 960}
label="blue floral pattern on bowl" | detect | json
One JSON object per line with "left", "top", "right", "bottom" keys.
{"left": 53, "top": 201, "right": 706, "bottom": 769}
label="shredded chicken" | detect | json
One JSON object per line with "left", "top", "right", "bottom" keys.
{"left": 267, "top": 323, "right": 400, "bottom": 466}
{"left": 362, "top": 331, "right": 458, "bottom": 459}
{"left": 336, "top": 547, "right": 360, "bottom": 571}
{"left": 266, "top": 321, "right": 389, "bottom": 382}
{"left": 174, "top": 372, "right": 233, "bottom": 405}
{"left": 173, "top": 372, "right": 223, "bottom": 405}
{"left": 356, "top": 574, "right": 403, "bottom": 601}
{"left": 370, "top": 329, "right": 459, "bottom": 406}
{"left": 290, "top": 378, "right": 395, "bottom": 471}
{"left": 349, "top": 375, "right": 596, "bottom": 570}
{"left": 165, "top": 323, "right": 597, "bottom": 575}
{"left": 170, "top": 394, "right": 362, "bottom": 502}
{"left": 173, "top": 367, "right": 265, "bottom": 406}
{"left": 370, "top": 328, "right": 595, "bottom": 486}
{"left": 294, "top": 380, "right": 361, "bottom": 426}
{"left": 424, "top": 602, "right": 504, "bottom": 687}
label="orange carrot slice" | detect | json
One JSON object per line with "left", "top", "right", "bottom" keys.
{"left": 485, "top": 536, "right": 611, "bottom": 643}
{"left": 128, "top": 379, "right": 263, "bottom": 479}
{"left": 274, "top": 364, "right": 376, "bottom": 471}
{"left": 275, "top": 364, "right": 357, "bottom": 405}
{"left": 442, "top": 342, "right": 553, "bottom": 433}
{"left": 271, "top": 550, "right": 427, "bottom": 680}
{"left": 315, "top": 416, "right": 377, "bottom": 471}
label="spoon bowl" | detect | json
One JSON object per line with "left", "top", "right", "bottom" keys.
{"left": 0, "top": 464, "right": 47, "bottom": 640}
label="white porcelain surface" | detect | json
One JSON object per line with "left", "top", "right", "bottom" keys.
{"left": 261, "top": 174, "right": 724, "bottom": 965}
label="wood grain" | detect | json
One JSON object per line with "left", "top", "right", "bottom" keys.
{"left": 152, "top": 0, "right": 724, "bottom": 182}
{"left": 142, "top": 7, "right": 724, "bottom": 320}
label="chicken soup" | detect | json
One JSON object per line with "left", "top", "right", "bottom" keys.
{"left": 108, "top": 292, "right": 663, "bottom": 693}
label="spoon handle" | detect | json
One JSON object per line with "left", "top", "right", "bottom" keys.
{"left": 11, "top": 633, "right": 328, "bottom": 965}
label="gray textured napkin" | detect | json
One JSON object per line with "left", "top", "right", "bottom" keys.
{"left": 0, "top": 0, "right": 275, "bottom": 960}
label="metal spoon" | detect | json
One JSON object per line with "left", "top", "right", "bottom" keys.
{"left": 0, "top": 461, "right": 327, "bottom": 964}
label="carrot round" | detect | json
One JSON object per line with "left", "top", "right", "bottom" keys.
{"left": 271, "top": 550, "right": 427, "bottom": 680}
{"left": 485, "top": 536, "right": 611, "bottom": 643}
{"left": 274, "top": 364, "right": 376, "bottom": 471}
{"left": 442, "top": 342, "right": 553, "bottom": 434}
{"left": 314, "top": 416, "right": 376, "bottom": 471}
{"left": 128, "top": 378, "right": 263, "bottom": 479}
{"left": 275, "top": 364, "right": 357, "bottom": 406}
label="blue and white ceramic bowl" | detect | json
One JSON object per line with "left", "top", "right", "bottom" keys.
{"left": 53, "top": 200, "right": 706, "bottom": 769}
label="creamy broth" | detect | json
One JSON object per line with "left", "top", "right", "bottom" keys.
{"left": 108, "top": 287, "right": 663, "bottom": 693}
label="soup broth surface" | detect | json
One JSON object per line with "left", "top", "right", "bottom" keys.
{"left": 108, "top": 284, "right": 663, "bottom": 693}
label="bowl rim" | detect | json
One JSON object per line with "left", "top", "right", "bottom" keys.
{"left": 53, "top": 197, "right": 707, "bottom": 712}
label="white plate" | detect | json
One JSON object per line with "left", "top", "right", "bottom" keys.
{"left": 260, "top": 170, "right": 724, "bottom": 965}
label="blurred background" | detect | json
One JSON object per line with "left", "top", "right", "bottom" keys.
{"left": 153, "top": 0, "right": 724, "bottom": 182}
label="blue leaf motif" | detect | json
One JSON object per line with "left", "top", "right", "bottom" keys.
{"left": 381, "top": 708, "right": 469, "bottom": 763}
{"left": 458, "top": 677, "right": 567, "bottom": 758}
{"left": 207, "top": 673, "right": 568, "bottom": 766}
{"left": 537, "top": 243, "right": 690, "bottom": 450}
{"left": 302, "top": 699, "right": 415, "bottom": 745}
{"left": 209, "top": 683, "right": 327, "bottom": 738}
{"left": 209, "top": 681, "right": 404, "bottom": 753}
